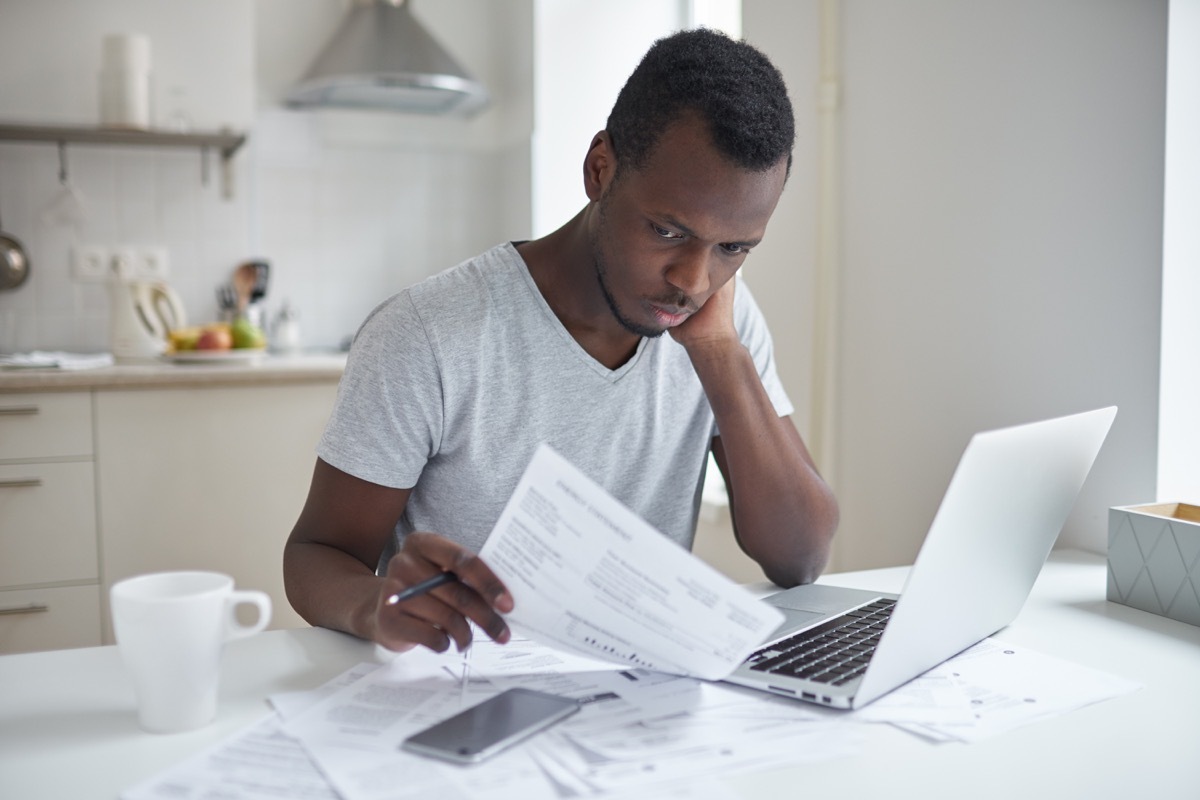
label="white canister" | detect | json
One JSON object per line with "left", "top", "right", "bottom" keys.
{"left": 99, "top": 34, "right": 151, "bottom": 129}
{"left": 102, "top": 33, "right": 150, "bottom": 72}
{"left": 271, "top": 301, "right": 302, "bottom": 353}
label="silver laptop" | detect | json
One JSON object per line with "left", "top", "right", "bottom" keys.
{"left": 724, "top": 406, "right": 1117, "bottom": 709}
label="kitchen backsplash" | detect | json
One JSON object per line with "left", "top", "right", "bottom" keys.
{"left": 0, "top": 108, "right": 525, "bottom": 353}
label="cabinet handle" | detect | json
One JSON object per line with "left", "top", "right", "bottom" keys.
{"left": 0, "top": 405, "right": 39, "bottom": 416}
{"left": 0, "top": 478, "right": 43, "bottom": 488}
{"left": 0, "top": 603, "right": 49, "bottom": 616}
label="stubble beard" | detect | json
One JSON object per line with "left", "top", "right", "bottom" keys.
{"left": 591, "top": 199, "right": 667, "bottom": 340}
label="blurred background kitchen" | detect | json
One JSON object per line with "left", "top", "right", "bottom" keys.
{"left": 1, "top": 1, "right": 1196, "bottom": 646}
{"left": 0, "top": 0, "right": 537, "bottom": 352}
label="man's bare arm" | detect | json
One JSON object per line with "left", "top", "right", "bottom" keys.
{"left": 674, "top": 282, "right": 838, "bottom": 587}
{"left": 283, "top": 458, "right": 512, "bottom": 652}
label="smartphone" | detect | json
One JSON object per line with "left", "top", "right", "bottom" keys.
{"left": 401, "top": 688, "right": 580, "bottom": 765}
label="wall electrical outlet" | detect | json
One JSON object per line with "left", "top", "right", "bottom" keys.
{"left": 71, "top": 245, "right": 110, "bottom": 281}
{"left": 72, "top": 244, "right": 171, "bottom": 281}
{"left": 136, "top": 246, "right": 170, "bottom": 280}
{"left": 111, "top": 248, "right": 137, "bottom": 280}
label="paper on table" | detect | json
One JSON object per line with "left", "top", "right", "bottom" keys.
{"left": 282, "top": 642, "right": 628, "bottom": 800}
{"left": 479, "top": 443, "right": 784, "bottom": 680}
{"left": 847, "top": 673, "right": 976, "bottom": 726}
{"left": 286, "top": 636, "right": 860, "bottom": 800}
{"left": 889, "top": 638, "right": 1143, "bottom": 742}
{"left": 121, "top": 714, "right": 339, "bottom": 800}
{"left": 269, "top": 662, "right": 381, "bottom": 721}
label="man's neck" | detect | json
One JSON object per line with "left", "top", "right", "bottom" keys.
{"left": 516, "top": 210, "right": 642, "bottom": 370}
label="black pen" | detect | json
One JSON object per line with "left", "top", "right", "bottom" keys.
{"left": 385, "top": 571, "right": 459, "bottom": 606}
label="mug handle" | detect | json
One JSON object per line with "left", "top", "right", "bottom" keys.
{"left": 224, "top": 590, "right": 272, "bottom": 640}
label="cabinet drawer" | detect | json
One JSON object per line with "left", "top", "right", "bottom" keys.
{"left": 0, "top": 392, "right": 93, "bottom": 461}
{"left": 0, "top": 584, "right": 102, "bottom": 654}
{"left": 0, "top": 461, "right": 98, "bottom": 587}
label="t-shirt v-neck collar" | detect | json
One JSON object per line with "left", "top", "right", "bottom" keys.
{"left": 506, "top": 242, "right": 649, "bottom": 382}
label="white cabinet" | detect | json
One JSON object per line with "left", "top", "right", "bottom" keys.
{"left": 0, "top": 585, "right": 102, "bottom": 655}
{"left": 1, "top": 377, "right": 339, "bottom": 652}
{"left": 94, "top": 383, "right": 338, "bottom": 643}
{"left": 0, "top": 392, "right": 101, "bottom": 654}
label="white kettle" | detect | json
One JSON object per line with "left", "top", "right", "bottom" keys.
{"left": 109, "top": 280, "right": 186, "bottom": 361}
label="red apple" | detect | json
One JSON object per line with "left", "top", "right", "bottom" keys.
{"left": 195, "top": 326, "right": 233, "bottom": 350}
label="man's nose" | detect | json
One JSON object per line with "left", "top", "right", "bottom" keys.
{"left": 664, "top": 245, "right": 711, "bottom": 299}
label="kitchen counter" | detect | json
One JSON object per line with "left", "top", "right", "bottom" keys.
{"left": 0, "top": 351, "right": 346, "bottom": 392}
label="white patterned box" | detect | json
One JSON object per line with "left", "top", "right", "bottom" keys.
{"left": 1107, "top": 503, "right": 1200, "bottom": 627}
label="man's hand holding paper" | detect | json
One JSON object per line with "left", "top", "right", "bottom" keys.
{"left": 480, "top": 444, "right": 784, "bottom": 681}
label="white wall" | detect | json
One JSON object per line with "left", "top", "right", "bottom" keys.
{"left": 0, "top": 0, "right": 255, "bottom": 129}
{"left": 1159, "top": 0, "right": 1200, "bottom": 505}
{"left": 745, "top": 0, "right": 1168, "bottom": 569}
{"left": 0, "top": 0, "right": 531, "bottom": 352}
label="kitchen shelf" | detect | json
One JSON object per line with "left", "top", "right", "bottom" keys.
{"left": 0, "top": 122, "right": 247, "bottom": 200}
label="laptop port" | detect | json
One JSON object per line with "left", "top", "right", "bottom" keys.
{"left": 801, "top": 692, "right": 816, "bottom": 700}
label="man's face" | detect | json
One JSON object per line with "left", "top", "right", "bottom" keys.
{"left": 588, "top": 116, "right": 788, "bottom": 339}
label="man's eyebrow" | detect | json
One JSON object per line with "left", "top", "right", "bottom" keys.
{"left": 658, "top": 214, "right": 697, "bottom": 238}
{"left": 656, "top": 214, "right": 762, "bottom": 248}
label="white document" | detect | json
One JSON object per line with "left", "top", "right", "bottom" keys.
{"left": 890, "top": 638, "right": 1143, "bottom": 742}
{"left": 847, "top": 673, "right": 976, "bottom": 726}
{"left": 121, "top": 714, "right": 339, "bottom": 800}
{"left": 479, "top": 444, "right": 784, "bottom": 681}
{"left": 269, "top": 662, "right": 382, "bottom": 721}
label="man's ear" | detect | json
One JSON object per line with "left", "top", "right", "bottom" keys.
{"left": 583, "top": 131, "right": 617, "bottom": 202}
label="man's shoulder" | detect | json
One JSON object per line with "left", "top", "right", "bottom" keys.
{"left": 357, "top": 243, "right": 533, "bottom": 353}
{"left": 367, "top": 243, "right": 522, "bottom": 322}
{"left": 732, "top": 274, "right": 770, "bottom": 329}
{"left": 400, "top": 243, "right": 524, "bottom": 315}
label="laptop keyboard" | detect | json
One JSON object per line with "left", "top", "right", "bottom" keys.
{"left": 746, "top": 598, "right": 896, "bottom": 686}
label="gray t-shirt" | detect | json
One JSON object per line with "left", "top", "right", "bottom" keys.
{"left": 317, "top": 242, "right": 792, "bottom": 563}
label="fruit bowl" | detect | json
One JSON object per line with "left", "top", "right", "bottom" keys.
{"left": 163, "top": 348, "right": 266, "bottom": 364}
{"left": 165, "top": 319, "right": 267, "bottom": 363}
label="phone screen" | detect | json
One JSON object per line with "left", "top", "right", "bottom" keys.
{"left": 401, "top": 688, "right": 580, "bottom": 765}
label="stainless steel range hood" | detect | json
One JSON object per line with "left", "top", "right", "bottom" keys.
{"left": 286, "top": 0, "right": 489, "bottom": 116}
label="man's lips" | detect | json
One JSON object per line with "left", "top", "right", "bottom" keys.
{"left": 649, "top": 303, "right": 693, "bottom": 328}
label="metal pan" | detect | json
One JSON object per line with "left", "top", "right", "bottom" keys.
{"left": 0, "top": 202, "right": 30, "bottom": 291}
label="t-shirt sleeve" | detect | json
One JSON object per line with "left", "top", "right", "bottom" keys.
{"left": 733, "top": 275, "right": 795, "bottom": 420}
{"left": 316, "top": 291, "right": 443, "bottom": 489}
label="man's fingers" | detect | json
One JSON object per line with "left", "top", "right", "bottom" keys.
{"left": 397, "top": 532, "right": 514, "bottom": 614}
{"left": 377, "top": 594, "right": 470, "bottom": 653}
{"left": 379, "top": 535, "right": 513, "bottom": 651}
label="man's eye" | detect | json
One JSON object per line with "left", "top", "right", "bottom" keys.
{"left": 652, "top": 224, "right": 681, "bottom": 239}
{"left": 721, "top": 243, "right": 747, "bottom": 255}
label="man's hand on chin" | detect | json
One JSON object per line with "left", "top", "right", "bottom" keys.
{"left": 669, "top": 278, "right": 738, "bottom": 353}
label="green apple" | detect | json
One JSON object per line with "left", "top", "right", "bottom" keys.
{"left": 230, "top": 318, "right": 266, "bottom": 349}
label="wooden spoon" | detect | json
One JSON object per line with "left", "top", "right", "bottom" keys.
{"left": 232, "top": 262, "right": 257, "bottom": 312}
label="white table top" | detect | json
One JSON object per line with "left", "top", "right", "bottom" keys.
{"left": 2, "top": 549, "right": 1198, "bottom": 800}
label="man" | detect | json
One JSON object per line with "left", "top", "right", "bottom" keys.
{"left": 283, "top": 28, "right": 838, "bottom": 657}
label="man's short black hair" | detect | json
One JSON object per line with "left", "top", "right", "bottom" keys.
{"left": 605, "top": 28, "right": 795, "bottom": 175}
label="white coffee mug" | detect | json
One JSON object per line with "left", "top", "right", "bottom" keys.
{"left": 110, "top": 571, "right": 271, "bottom": 733}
